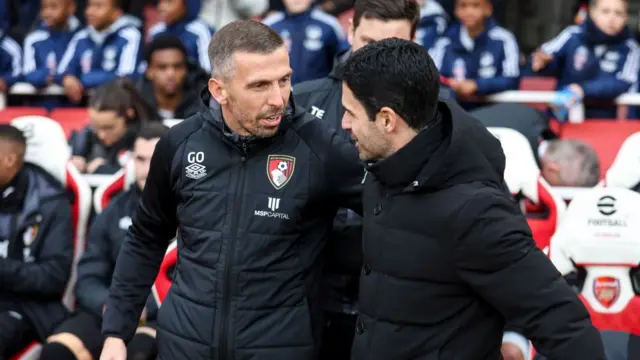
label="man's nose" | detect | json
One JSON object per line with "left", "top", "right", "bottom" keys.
{"left": 266, "top": 85, "right": 284, "bottom": 107}
{"left": 341, "top": 114, "right": 351, "bottom": 131}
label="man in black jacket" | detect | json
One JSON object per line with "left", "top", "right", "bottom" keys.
{"left": 0, "top": 124, "right": 74, "bottom": 360}
{"left": 137, "top": 35, "right": 209, "bottom": 120}
{"left": 100, "top": 20, "right": 363, "bottom": 360}
{"left": 293, "top": 1, "right": 420, "bottom": 359}
{"left": 341, "top": 38, "right": 605, "bottom": 359}
{"left": 39, "top": 123, "right": 169, "bottom": 360}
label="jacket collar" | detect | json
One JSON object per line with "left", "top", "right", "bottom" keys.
{"left": 451, "top": 17, "right": 497, "bottom": 52}
{"left": 87, "top": 15, "right": 139, "bottom": 45}
{"left": 582, "top": 16, "right": 630, "bottom": 45}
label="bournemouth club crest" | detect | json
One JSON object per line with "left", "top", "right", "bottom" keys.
{"left": 267, "top": 155, "right": 295, "bottom": 189}
{"left": 593, "top": 276, "right": 620, "bottom": 308}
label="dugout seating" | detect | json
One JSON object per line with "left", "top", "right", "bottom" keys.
{"left": 49, "top": 108, "right": 89, "bottom": 138}
{"left": 0, "top": 107, "right": 48, "bottom": 123}
{"left": 549, "top": 187, "right": 640, "bottom": 335}
{"left": 9, "top": 116, "right": 92, "bottom": 360}
{"left": 602, "top": 131, "right": 640, "bottom": 190}
{"left": 488, "top": 127, "right": 566, "bottom": 253}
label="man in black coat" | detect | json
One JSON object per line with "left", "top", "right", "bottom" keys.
{"left": 293, "top": 1, "right": 420, "bottom": 358}
{"left": 341, "top": 37, "right": 605, "bottom": 360}
{"left": 0, "top": 124, "right": 74, "bottom": 360}
{"left": 100, "top": 20, "right": 363, "bottom": 360}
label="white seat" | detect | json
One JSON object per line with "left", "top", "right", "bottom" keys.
{"left": 9, "top": 116, "right": 93, "bottom": 360}
{"left": 550, "top": 187, "right": 640, "bottom": 334}
{"left": 603, "top": 131, "right": 640, "bottom": 189}
{"left": 92, "top": 161, "right": 136, "bottom": 214}
{"left": 488, "top": 127, "right": 566, "bottom": 253}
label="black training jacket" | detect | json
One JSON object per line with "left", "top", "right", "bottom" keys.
{"left": 352, "top": 100, "right": 605, "bottom": 360}
{"left": 102, "top": 93, "right": 363, "bottom": 360}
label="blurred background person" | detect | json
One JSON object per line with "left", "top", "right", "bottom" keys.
{"left": 540, "top": 139, "right": 601, "bottom": 187}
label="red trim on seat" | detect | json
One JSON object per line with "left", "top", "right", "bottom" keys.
{"left": 9, "top": 341, "right": 41, "bottom": 360}
{"left": 101, "top": 174, "right": 126, "bottom": 210}
{"left": 580, "top": 295, "right": 640, "bottom": 335}
{"left": 153, "top": 246, "right": 178, "bottom": 304}
{"left": 65, "top": 170, "right": 81, "bottom": 250}
{"left": 525, "top": 179, "right": 558, "bottom": 253}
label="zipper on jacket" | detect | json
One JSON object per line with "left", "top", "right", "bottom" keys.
{"left": 218, "top": 144, "right": 248, "bottom": 360}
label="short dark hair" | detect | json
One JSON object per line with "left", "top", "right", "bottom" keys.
{"left": 343, "top": 37, "right": 440, "bottom": 131}
{"left": 208, "top": 20, "right": 284, "bottom": 79}
{"left": 90, "top": 78, "right": 156, "bottom": 124}
{"left": 145, "top": 35, "right": 188, "bottom": 64}
{"left": 0, "top": 124, "right": 26, "bottom": 147}
{"left": 137, "top": 122, "right": 169, "bottom": 140}
{"left": 353, "top": 0, "right": 421, "bottom": 38}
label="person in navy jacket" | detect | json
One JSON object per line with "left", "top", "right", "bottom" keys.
{"left": 55, "top": 0, "right": 142, "bottom": 103}
{"left": 416, "top": 0, "right": 448, "bottom": 50}
{"left": 0, "top": 31, "right": 22, "bottom": 93}
{"left": 263, "top": 0, "right": 348, "bottom": 85}
{"left": 429, "top": 0, "right": 520, "bottom": 108}
{"left": 147, "top": 0, "right": 214, "bottom": 73}
{"left": 531, "top": 0, "right": 638, "bottom": 120}
{"left": 22, "top": 0, "right": 80, "bottom": 89}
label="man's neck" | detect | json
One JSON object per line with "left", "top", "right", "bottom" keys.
{"left": 220, "top": 105, "right": 250, "bottom": 136}
{"left": 155, "top": 90, "right": 183, "bottom": 113}
{"left": 466, "top": 23, "right": 485, "bottom": 38}
{"left": 388, "top": 128, "right": 419, "bottom": 158}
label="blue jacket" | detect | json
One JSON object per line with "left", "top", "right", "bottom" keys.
{"left": 0, "top": 0, "right": 9, "bottom": 33}
{"left": 148, "top": 0, "right": 214, "bottom": 72}
{"left": 536, "top": 18, "right": 639, "bottom": 119}
{"left": 55, "top": 16, "right": 142, "bottom": 88}
{"left": 264, "top": 8, "right": 349, "bottom": 85}
{"left": 0, "top": 164, "right": 74, "bottom": 340}
{"left": 0, "top": 30, "right": 22, "bottom": 87}
{"left": 22, "top": 16, "right": 81, "bottom": 88}
{"left": 417, "top": 0, "right": 448, "bottom": 50}
{"left": 429, "top": 18, "right": 520, "bottom": 96}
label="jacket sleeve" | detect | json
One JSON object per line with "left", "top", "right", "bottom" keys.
{"left": 80, "top": 70, "right": 117, "bottom": 88}
{"left": 55, "top": 32, "right": 83, "bottom": 83}
{"left": 75, "top": 208, "right": 116, "bottom": 317}
{"left": 325, "top": 130, "right": 363, "bottom": 216}
{"left": 102, "top": 132, "right": 178, "bottom": 342}
{"left": 0, "top": 196, "right": 74, "bottom": 296}
{"left": 0, "top": 36, "right": 22, "bottom": 86}
{"left": 453, "top": 191, "right": 606, "bottom": 360}
{"left": 580, "top": 44, "right": 639, "bottom": 98}
{"left": 22, "top": 32, "right": 50, "bottom": 88}
{"left": 535, "top": 27, "right": 576, "bottom": 76}
{"left": 114, "top": 27, "right": 142, "bottom": 78}
{"left": 428, "top": 38, "right": 451, "bottom": 72}
{"left": 475, "top": 34, "right": 521, "bottom": 95}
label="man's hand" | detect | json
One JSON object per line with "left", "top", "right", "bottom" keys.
{"left": 501, "top": 342, "right": 526, "bottom": 360}
{"left": 454, "top": 80, "right": 478, "bottom": 97}
{"left": 70, "top": 156, "right": 88, "bottom": 173}
{"left": 531, "top": 50, "right": 553, "bottom": 72}
{"left": 86, "top": 157, "right": 106, "bottom": 174}
{"left": 0, "top": 78, "right": 7, "bottom": 93}
{"left": 62, "top": 75, "right": 84, "bottom": 103}
{"left": 567, "top": 83, "right": 585, "bottom": 99}
{"left": 100, "top": 337, "right": 126, "bottom": 360}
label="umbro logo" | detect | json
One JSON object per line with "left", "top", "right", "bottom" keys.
{"left": 185, "top": 151, "right": 207, "bottom": 180}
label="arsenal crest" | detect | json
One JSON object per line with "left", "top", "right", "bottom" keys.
{"left": 267, "top": 155, "right": 295, "bottom": 189}
{"left": 593, "top": 276, "right": 620, "bottom": 308}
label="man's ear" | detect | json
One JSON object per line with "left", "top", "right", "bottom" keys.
{"left": 208, "top": 78, "right": 228, "bottom": 105}
{"left": 377, "top": 107, "right": 399, "bottom": 134}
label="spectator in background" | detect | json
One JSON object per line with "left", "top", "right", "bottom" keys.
{"left": 22, "top": 0, "right": 80, "bottom": 89}
{"left": 0, "top": 125, "right": 74, "bottom": 360}
{"left": 0, "top": 31, "right": 22, "bottom": 93}
{"left": 39, "top": 123, "right": 169, "bottom": 360}
{"left": 531, "top": 0, "right": 638, "bottom": 120}
{"left": 137, "top": 35, "right": 208, "bottom": 120}
{"left": 264, "top": 0, "right": 349, "bottom": 84}
{"left": 540, "top": 139, "right": 601, "bottom": 187}
{"left": 0, "top": 0, "right": 9, "bottom": 33}
{"left": 416, "top": 0, "right": 448, "bottom": 50}
{"left": 429, "top": 0, "right": 520, "bottom": 108}
{"left": 69, "top": 78, "right": 158, "bottom": 175}
{"left": 55, "top": 0, "right": 142, "bottom": 104}
{"left": 148, "top": 0, "right": 214, "bottom": 73}
{"left": 199, "top": 0, "right": 269, "bottom": 30}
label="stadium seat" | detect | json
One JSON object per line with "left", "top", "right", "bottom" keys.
{"left": 151, "top": 240, "right": 178, "bottom": 307}
{"left": 602, "top": 131, "right": 640, "bottom": 189}
{"left": 550, "top": 187, "right": 640, "bottom": 335}
{"left": 9, "top": 116, "right": 92, "bottom": 360}
{"left": 49, "top": 107, "right": 89, "bottom": 138}
{"left": 93, "top": 161, "right": 136, "bottom": 214}
{"left": 0, "top": 107, "right": 48, "bottom": 123}
{"left": 488, "top": 127, "right": 566, "bottom": 253}
{"left": 560, "top": 121, "right": 640, "bottom": 179}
